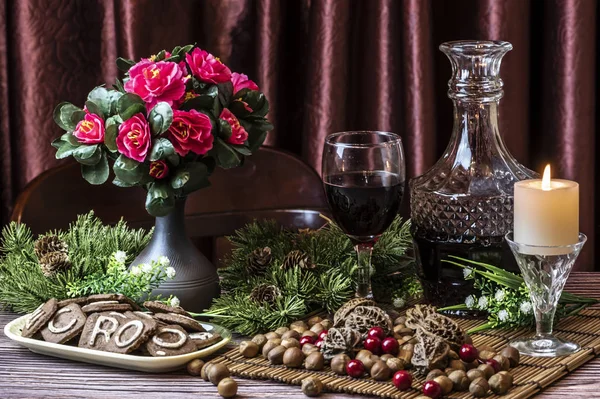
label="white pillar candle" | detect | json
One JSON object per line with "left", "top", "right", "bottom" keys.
{"left": 514, "top": 165, "right": 579, "bottom": 252}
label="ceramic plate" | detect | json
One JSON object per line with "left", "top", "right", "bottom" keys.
{"left": 4, "top": 313, "right": 231, "bottom": 373}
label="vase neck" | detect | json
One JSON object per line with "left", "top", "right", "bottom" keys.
{"left": 153, "top": 198, "right": 187, "bottom": 237}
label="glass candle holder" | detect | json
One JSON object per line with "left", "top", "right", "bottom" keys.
{"left": 505, "top": 232, "right": 587, "bottom": 357}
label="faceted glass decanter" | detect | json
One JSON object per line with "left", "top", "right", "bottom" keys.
{"left": 410, "top": 41, "right": 538, "bottom": 309}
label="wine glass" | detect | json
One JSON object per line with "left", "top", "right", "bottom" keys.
{"left": 322, "top": 131, "right": 405, "bottom": 298}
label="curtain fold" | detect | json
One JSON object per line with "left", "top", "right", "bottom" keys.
{"left": 0, "top": 0, "right": 597, "bottom": 269}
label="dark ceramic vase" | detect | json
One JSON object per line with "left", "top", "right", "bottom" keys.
{"left": 132, "top": 197, "right": 220, "bottom": 312}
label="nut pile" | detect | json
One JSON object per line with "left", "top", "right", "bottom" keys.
{"left": 186, "top": 359, "right": 239, "bottom": 398}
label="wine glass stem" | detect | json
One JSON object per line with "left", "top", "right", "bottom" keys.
{"left": 355, "top": 243, "right": 374, "bottom": 299}
{"left": 535, "top": 305, "right": 556, "bottom": 338}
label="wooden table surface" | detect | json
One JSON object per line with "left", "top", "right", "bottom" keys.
{"left": 2, "top": 272, "right": 600, "bottom": 398}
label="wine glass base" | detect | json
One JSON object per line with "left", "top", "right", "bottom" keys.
{"left": 509, "top": 336, "right": 580, "bottom": 357}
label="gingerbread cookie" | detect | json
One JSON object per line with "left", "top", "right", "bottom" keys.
{"left": 21, "top": 298, "right": 58, "bottom": 338}
{"left": 189, "top": 331, "right": 222, "bottom": 349}
{"left": 40, "top": 303, "right": 86, "bottom": 344}
{"left": 153, "top": 313, "right": 205, "bottom": 332}
{"left": 57, "top": 297, "right": 88, "bottom": 308}
{"left": 79, "top": 311, "right": 156, "bottom": 354}
{"left": 143, "top": 301, "right": 191, "bottom": 317}
{"left": 146, "top": 324, "right": 197, "bottom": 356}
{"left": 79, "top": 312, "right": 124, "bottom": 351}
{"left": 86, "top": 294, "right": 120, "bottom": 302}
{"left": 81, "top": 301, "right": 132, "bottom": 313}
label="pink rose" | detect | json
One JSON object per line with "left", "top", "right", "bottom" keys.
{"left": 186, "top": 48, "right": 231, "bottom": 84}
{"left": 231, "top": 72, "right": 259, "bottom": 94}
{"left": 124, "top": 60, "right": 186, "bottom": 109}
{"left": 116, "top": 113, "right": 152, "bottom": 162}
{"left": 149, "top": 160, "right": 169, "bottom": 179}
{"left": 165, "top": 109, "right": 214, "bottom": 156}
{"left": 220, "top": 108, "right": 248, "bottom": 145}
{"left": 73, "top": 113, "right": 105, "bottom": 144}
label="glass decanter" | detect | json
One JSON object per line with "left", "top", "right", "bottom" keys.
{"left": 410, "top": 41, "right": 537, "bottom": 309}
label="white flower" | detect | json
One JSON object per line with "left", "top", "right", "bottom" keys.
{"left": 465, "top": 295, "right": 476, "bottom": 309}
{"left": 141, "top": 263, "right": 153, "bottom": 274}
{"left": 169, "top": 296, "right": 181, "bottom": 308}
{"left": 130, "top": 266, "right": 142, "bottom": 276}
{"left": 166, "top": 267, "right": 176, "bottom": 279}
{"left": 114, "top": 250, "right": 127, "bottom": 264}
{"left": 494, "top": 289, "right": 506, "bottom": 302}
{"left": 393, "top": 297, "right": 406, "bottom": 308}
{"left": 498, "top": 309, "right": 509, "bottom": 322}
{"left": 463, "top": 267, "right": 473, "bottom": 278}
{"left": 520, "top": 301, "right": 533, "bottom": 315}
{"left": 158, "top": 256, "right": 170, "bottom": 267}
{"left": 478, "top": 296, "right": 489, "bottom": 310}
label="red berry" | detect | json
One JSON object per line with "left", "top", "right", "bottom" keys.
{"left": 346, "top": 359, "right": 365, "bottom": 378}
{"left": 381, "top": 337, "right": 399, "bottom": 356}
{"left": 486, "top": 358, "right": 501, "bottom": 373}
{"left": 459, "top": 344, "right": 479, "bottom": 363}
{"left": 318, "top": 330, "right": 328, "bottom": 340}
{"left": 315, "top": 339, "right": 324, "bottom": 349}
{"left": 392, "top": 370, "right": 413, "bottom": 391}
{"left": 363, "top": 336, "right": 382, "bottom": 355}
{"left": 299, "top": 336, "right": 314, "bottom": 347}
{"left": 367, "top": 326, "right": 385, "bottom": 340}
{"left": 422, "top": 380, "right": 442, "bottom": 398}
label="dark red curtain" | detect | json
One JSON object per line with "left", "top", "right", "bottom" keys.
{"left": 0, "top": 0, "right": 597, "bottom": 269}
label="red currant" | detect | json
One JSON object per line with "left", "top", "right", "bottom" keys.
{"left": 422, "top": 380, "right": 442, "bottom": 398}
{"left": 363, "top": 336, "right": 382, "bottom": 355}
{"left": 345, "top": 359, "right": 365, "bottom": 378}
{"left": 486, "top": 358, "right": 501, "bottom": 373}
{"left": 381, "top": 337, "right": 399, "bottom": 356}
{"left": 315, "top": 339, "right": 324, "bottom": 349}
{"left": 367, "top": 326, "right": 385, "bottom": 340}
{"left": 459, "top": 343, "right": 479, "bottom": 363}
{"left": 392, "top": 370, "right": 413, "bottom": 391}
{"left": 299, "top": 336, "right": 314, "bottom": 347}
{"left": 318, "top": 330, "right": 328, "bottom": 340}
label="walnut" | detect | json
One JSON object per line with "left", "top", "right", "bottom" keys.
{"left": 411, "top": 327, "right": 450, "bottom": 374}
{"left": 344, "top": 306, "right": 393, "bottom": 338}
{"left": 321, "top": 327, "right": 361, "bottom": 360}
{"left": 333, "top": 298, "right": 376, "bottom": 327}
{"left": 405, "top": 304, "right": 466, "bottom": 351}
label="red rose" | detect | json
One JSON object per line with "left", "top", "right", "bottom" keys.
{"left": 165, "top": 109, "right": 214, "bottom": 156}
{"left": 116, "top": 113, "right": 152, "bottom": 162}
{"left": 73, "top": 113, "right": 105, "bottom": 144}
{"left": 219, "top": 108, "right": 248, "bottom": 145}
{"left": 149, "top": 160, "right": 169, "bottom": 179}
{"left": 185, "top": 48, "right": 231, "bottom": 84}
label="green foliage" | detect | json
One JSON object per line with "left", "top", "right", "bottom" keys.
{"left": 198, "top": 216, "right": 418, "bottom": 335}
{"left": 0, "top": 212, "right": 152, "bottom": 313}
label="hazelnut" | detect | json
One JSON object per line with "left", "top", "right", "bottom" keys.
{"left": 292, "top": 325, "right": 307, "bottom": 334}
{"left": 426, "top": 369, "right": 446, "bottom": 381}
{"left": 302, "top": 343, "right": 319, "bottom": 355}
{"left": 275, "top": 326, "right": 289, "bottom": 335}
{"left": 310, "top": 323, "right": 324, "bottom": 335}
{"left": 239, "top": 341, "right": 259, "bottom": 358}
{"left": 321, "top": 319, "right": 333, "bottom": 329}
{"left": 265, "top": 331, "right": 280, "bottom": 341}
{"left": 208, "top": 363, "right": 231, "bottom": 385}
{"left": 281, "top": 330, "right": 301, "bottom": 341}
{"left": 262, "top": 340, "right": 279, "bottom": 357}
{"left": 444, "top": 368, "right": 456, "bottom": 375}
{"left": 493, "top": 354, "right": 510, "bottom": 371}
{"left": 355, "top": 349, "right": 373, "bottom": 364}
{"left": 283, "top": 347, "right": 305, "bottom": 368}
{"left": 302, "top": 330, "right": 318, "bottom": 339}
{"left": 379, "top": 354, "right": 394, "bottom": 362}
{"left": 305, "top": 351, "right": 324, "bottom": 371}
{"left": 497, "top": 371, "right": 514, "bottom": 385}
{"left": 301, "top": 376, "right": 323, "bottom": 397}
{"left": 394, "top": 316, "right": 406, "bottom": 325}
{"left": 201, "top": 362, "right": 213, "bottom": 381}
{"left": 489, "top": 372, "right": 512, "bottom": 394}
{"left": 290, "top": 320, "right": 308, "bottom": 331}
{"left": 479, "top": 349, "right": 497, "bottom": 361}
{"left": 186, "top": 358, "right": 205, "bottom": 376}
{"left": 362, "top": 354, "right": 376, "bottom": 371}
{"left": 370, "top": 360, "right": 392, "bottom": 381}
{"left": 267, "top": 345, "right": 287, "bottom": 365}
{"left": 464, "top": 360, "right": 479, "bottom": 370}
{"left": 448, "top": 350, "right": 460, "bottom": 360}
{"left": 251, "top": 334, "right": 267, "bottom": 349}
{"left": 281, "top": 338, "right": 300, "bottom": 349}
{"left": 217, "top": 377, "right": 238, "bottom": 398}
{"left": 467, "top": 369, "right": 485, "bottom": 382}
{"left": 331, "top": 353, "right": 350, "bottom": 375}
{"left": 448, "top": 370, "right": 470, "bottom": 391}
{"left": 434, "top": 375, "right": 454, "bottom": 395}
{"left": 386, "top": 357, "right": 406, "bottom": 372}
{"left": 469, "top": 377, "right": 490, "bottom": 397}
{"left": 464, "top": 334, "right": 473, "bottom": 345}
{"left": 500, "top": 346, "right": 520, "bottom": 368}
{"left": 394, "top": 326, "right": 413, "bottom": 336}
{"left": 477, "top": 363, "right": 495, "bottom": 379}
{"left": 449, "top": 359, "right": 466, "bottom": 372}
{"left": 307, "top": 316, "right": 322, "bottom": 327}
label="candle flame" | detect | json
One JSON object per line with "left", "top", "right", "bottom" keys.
{"left": 542, "top": 164, "right": 552, "bottom": 191}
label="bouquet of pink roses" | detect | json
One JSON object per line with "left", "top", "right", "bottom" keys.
{"left": 52, "top": 44, "right": 272, "bottom": 216}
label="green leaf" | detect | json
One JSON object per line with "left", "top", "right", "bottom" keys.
{"left": 145, "top": 182, "right": 175, "bottom": 217}
{"left": 54, "top": 103, "right": 85, "bottom": 131}
{"left": 213, "top": 137, "right": 241, "bottom": 169}
{"left": 105, "top": 123, "right": 119, "bottom": 152}
{"left": 113, "top": 154, "right": 147, "bottom": 184}
{"left": 113, "top": 78, "right": 126, "bottom": 93}
{"left": 118, "top": 93, "right": 145, "bottom": 114}
{"left": 85, "top": 100, "right": 104, "bottom": 119}
{"left": 248, "top": 131, "right": 268, "bottom": 152}
{"left": 61, "top": 132, "right": 80, "bottom": 146}
{"left": 231, "top": 145, "right": 252, "bottom": 156}
{"left": 155, "top": 50, "right": 167, "bottom": 61}
{"left": 217, "top": 81, "right": 234, "bottom": 107}
{"left": 180, "top": 86, "right": 219, "bottom": 111}
{"left": 81, "top": 152, "right": 109, "bottom": 185}
{"left": 112, "top": 177, "right": 137, "bottom": 188}
{"left": 180, "top": 44, "right": 194, "bottom": 54}
{"left": 170, "top": 162, "right": 210, "bottom": 193}
{"left": 55, "top": 141, "right": 79, "bottom": 159}
{"left": 218, "top": 119, "right": 232, "bottom": 140}
{"left": 107, "top": 90, "right": 124, "bottom": 115}
{"left": 116, "top": 57, "right": 135, "bottom": 72}
{"left": 87, "top": 86, "right": 119, "bottom": 116}
{"left": 150, "top": 138, "right": 176, "bottom": 161}
{"left": 148, "top": 102, "right": 173, "bottom": 135}
{"left": 73, "top": 145, "right": 102, "bottom": 166}
{"left": 120, "top": 103, "right": 146, "bottom": 121}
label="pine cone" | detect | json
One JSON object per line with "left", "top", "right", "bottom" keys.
{"left": 39, "top": 251, "right": 71, "bottom": 277}
{"left": 281, "top": 249, "right": 315, "bottom": 270}
{"left": 247, "top": 247, "right": 272, "bottom": 275}
{"left": 34, "top": 235, "right": 68, "bottom": 259}
{"left": 249, "top": 284, "right": 281, "bottom": 304}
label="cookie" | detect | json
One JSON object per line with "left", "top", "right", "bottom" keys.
{"left": 86, "top": 294, "right": 120, "bottom": 302}
{"left": 153, "top": 313, "right": 205, "bottom": 332}
{"left": 40, "top": 303, "right": 86, "bottom": 344}
{"left": 146, "top": 324, "right": 197, "bottom": 356}
{"left": 189, "top": 331, "right": 222, "bottom": 349}
{"left": 81, "top": 301, "right": 132, "bottom": 313}
{"left": 143, "top": 301, "right": 191, "bottom": 317}
{"left": 79, "top": 312, "right": 124, "bottom": 351}
{"left": 21, "top": 298, "right": 58, "bottom": 338}
{"left": 116, "top": 295, "right": 142, "bottom": 311}
{"left": 79, "top": 311, "right": 156, "bottom": 353}
{"left": 57, "top": 297, "right": 88, "bottom": 308}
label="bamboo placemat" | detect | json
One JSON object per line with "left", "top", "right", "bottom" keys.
{"left": 208, "top": 308, "right": 600, "bottom": 398}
